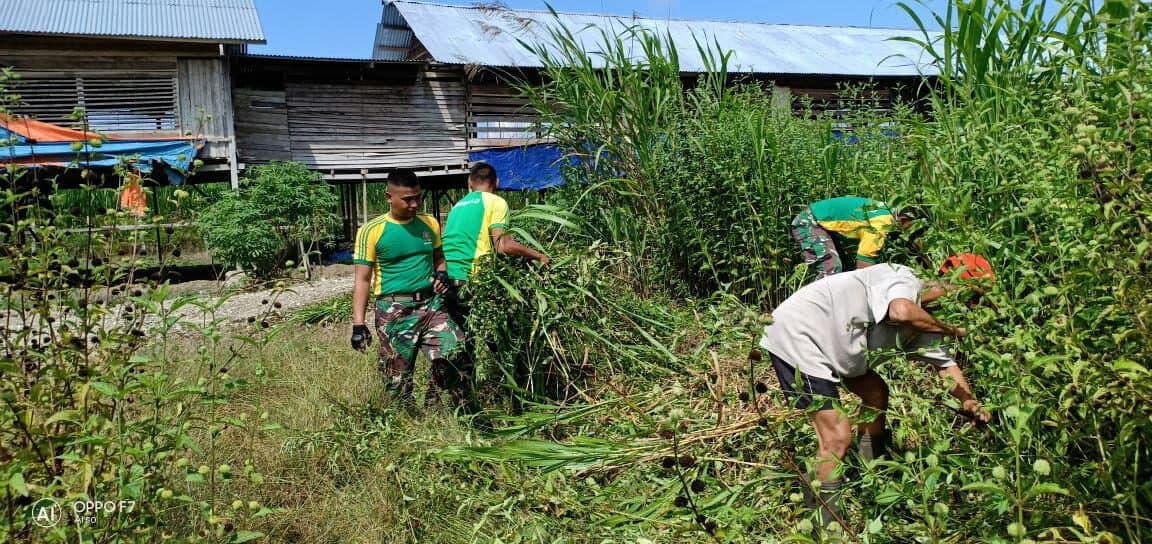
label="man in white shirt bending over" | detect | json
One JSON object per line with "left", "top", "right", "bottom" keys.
{"left": 758, "top": 254, "right": 995, "bottom": 530}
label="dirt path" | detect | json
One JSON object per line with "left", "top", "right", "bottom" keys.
{"left": 150, "top": 264, "right": 356, "bottom": 331}
{"left": 3, "top": 265, "right": 355, "bottom": 337}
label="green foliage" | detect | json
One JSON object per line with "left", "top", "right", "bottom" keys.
{"left": 468, "top": 246, "right": 685, "bottom": 409}
{"left": 196, "top": 193, "right": 284, "bottom": 274}
{"left": 4, "top": 2, "right": 1151, "bottom": 542}
{"left": 0, "top": 70, "right": 282, "bottom": 541}
{"left": 522, "top": 15, "right": 915, "bottom": 308}
{"left": 196, "top": 162, "right": 337, "bottom": 277}
{"left": 291, "top": 293, "right": 352, "bottom": 326}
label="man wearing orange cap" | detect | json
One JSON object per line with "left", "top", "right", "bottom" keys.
{"left": 757, "top": 255, "right": 993, "bottom": 530}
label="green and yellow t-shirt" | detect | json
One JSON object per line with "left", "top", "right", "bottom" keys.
{"left": 442, "top": 191, "right": 509, "bottom": 281}
{"left": 810, "top": 196, "right": 896, "bottom": 263}
{"left": 353, "top": 213, "right": 441, "bottom": 297}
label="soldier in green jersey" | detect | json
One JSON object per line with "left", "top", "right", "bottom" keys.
{"left": 439, "top": 163, "right": 550, "bottom": 410}
{"left": 350, "top": 169, "right": 465, "bottom": 410}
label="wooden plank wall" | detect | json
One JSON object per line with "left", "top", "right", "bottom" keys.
{"left": 233, "top": 88, "right": 291, "bottom": 164}
{"left": 281, "top": 70, "right": 468, "bottom": 172}
{"left": 467, "top": 84, "right": 542, "bottom": 149}
{"left": 0, "top": 37, "right": 213, "bottom": 77}
{"left": 177, "top": 58, "right": 235, "bottom": 159}
{"left": 1, "top": 49, "right": 180, "bottom": 133}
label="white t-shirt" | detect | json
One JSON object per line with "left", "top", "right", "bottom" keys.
{"left": 758, "top": 264, "right": 956, "bottom": 381}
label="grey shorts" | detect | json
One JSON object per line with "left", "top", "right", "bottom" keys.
{"left": 769, "top": 351, "right": 839, "bottom": 411}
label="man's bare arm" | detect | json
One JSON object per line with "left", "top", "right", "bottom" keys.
{"left": 433, "top": 247, "right": 447, "bottom": 272}
{"left": 352, "top": 264, "right": 373, "bottom": 326}
{"left": 491, "top": 227, "right": 549, "bottom": 266}
{"left": 887, "top": 298, "right": 967, "bottom": 337}
{"left": 937, "top": 365, "right": 990, "bottom": 422}
{"left": 431, "top": 247, "right": 448, "bottom": 294}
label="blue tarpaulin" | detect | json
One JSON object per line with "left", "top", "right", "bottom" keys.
{"left": 1, "top": 116, "right": 202, "bottom": 184}
{"left": 467, "top": 144, "right": 571, "bottom": 191}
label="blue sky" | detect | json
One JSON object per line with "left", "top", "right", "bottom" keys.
{"left": 249, "top": 0, "right": 951, "bottom": 58}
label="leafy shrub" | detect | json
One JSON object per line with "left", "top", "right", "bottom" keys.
{"left": 196, "top": 162, "right": 337, "bottom": 277}
{"left": 0, "top": 68, "right": 281, "bottom": 541}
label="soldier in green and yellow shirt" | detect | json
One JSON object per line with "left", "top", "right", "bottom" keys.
{"left": 791, "top": 195, "right": 917, "bottom": 280}
{"left": 442, "top": 163, "right": 549, "bottom": 281}
{"left": 350, "top": 168, "right": 465, "bottom": 410}
{"left": 439, "top": 163, "right": 550, "bottom": 409}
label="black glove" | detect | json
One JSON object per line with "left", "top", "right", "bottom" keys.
{"left": 432, "top": 271, "right": 457, "bottom": 296}
{"left": 351, "top": 324, "right": 372, "bottom": 351}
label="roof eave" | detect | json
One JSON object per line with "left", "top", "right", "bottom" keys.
{"left": 0, "top": 30, "right": 266, "bottom": 45}
{"left": 424, "top": 60, "right": 933, "bottom": 78}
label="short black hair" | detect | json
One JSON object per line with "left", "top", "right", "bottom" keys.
{"left": 897, "top": 205, "right": 927, "bottom": 222}
{"left": 387, "top": 168, "right": 419, "bottom": 188}
{"left": 469, "top": 162, "right": 497, "bottom": 184}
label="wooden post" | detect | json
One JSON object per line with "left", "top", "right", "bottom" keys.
{"left": 151, "top": 185, "right": 164, "bottom": 269}
{"left": 227, "top": 139, "right": 240, "bottom": 190}
{"left": 339, "top": 183, "right": 350, "bottom": 241}
{"left": 360, "top": 169, "right": 369, "bottom": 226}
{"left": 771, "top": 85, "right": 793, "bottom": 114}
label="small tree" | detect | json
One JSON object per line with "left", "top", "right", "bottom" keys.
{"left": 197, "top": 161, "right": 338, "bottom": 278}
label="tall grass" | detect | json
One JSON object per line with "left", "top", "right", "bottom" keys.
{"left": 520, "top": 11, "right": 917, "bottom": 308}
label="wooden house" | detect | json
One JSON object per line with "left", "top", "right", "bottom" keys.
{"left": 0, "top": 0, "right": 266, "bottom": 186}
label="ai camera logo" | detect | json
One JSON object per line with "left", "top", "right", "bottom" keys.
{"left": 30, "top": 498, "right": 62, "bottom": 528}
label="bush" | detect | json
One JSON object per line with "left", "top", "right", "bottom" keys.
{"left": 521, "top": 18, "right": 914, "bottom": 308}
{"left": 196, "top": 162, "right": 337, "bottom": 277}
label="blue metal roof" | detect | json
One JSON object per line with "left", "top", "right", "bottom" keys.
{"left": 376, "top": 1, "right": 937, "bottom": 77}
{"left": 0, "top": 0, "right": 265, "bottom": 44}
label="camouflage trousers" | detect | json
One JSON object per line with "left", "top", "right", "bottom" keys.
{"left": 791, "top": 207, "right": 843, "bottom": 281}
{"left": 373, "top": 296, "right": 467, "bottom": 405}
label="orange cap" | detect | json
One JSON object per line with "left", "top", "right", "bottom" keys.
{"left": 939, "top": 253, "right": 995, "bottom": 283}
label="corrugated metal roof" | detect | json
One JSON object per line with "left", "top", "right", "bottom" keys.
{"left": 0, "top": 0, "right": 265, "bottom": 44}
{"left": 378, "top": 1, "right": 938, "bottom": 77}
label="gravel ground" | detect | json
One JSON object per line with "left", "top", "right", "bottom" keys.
{"left": 3, "top": 265, "right": 356, "bottom": 337}
{"left": 170, "top": 274, "right": 352, "bottom": 329}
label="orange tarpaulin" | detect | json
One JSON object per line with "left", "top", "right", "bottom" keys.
{"left": 0, "top": 113, "right": 101, "bottom": 142}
